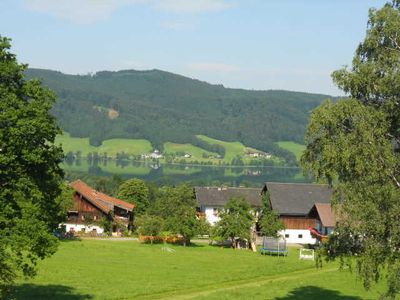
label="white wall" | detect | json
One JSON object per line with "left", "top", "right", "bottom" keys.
{"left": 204, "top": 206, "right": 221, "bottom": 225}
{"left": 279, "top": 229, "right": 316, "bottom": 244}
{"left": 63, "top": 223, "right": 104, "bottom": 234}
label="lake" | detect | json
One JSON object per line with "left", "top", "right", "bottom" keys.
{"left": 62, "top": 160, "right": 311, "bottom": 187}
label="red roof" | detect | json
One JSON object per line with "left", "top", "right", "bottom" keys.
{"left": 70, "top": 180, "right": 135, "bottom": 213}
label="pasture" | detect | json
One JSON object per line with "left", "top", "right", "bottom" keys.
{"left": 196, "top": 135, "right": 251, "bottom": 162}
{"left": 9, "top": 240, "right": 385, "bottom": 300}
{"left": 56, "top": 132, "right": 276, "bottom": 165}
{"left": 276, "top": 141, "right": 306, "bottom": 162}
{"left": 56, "top": 133, "right": 153, "bottom": 157}
{"left": 163, "top": 142, "right": 218, "bottom": 162}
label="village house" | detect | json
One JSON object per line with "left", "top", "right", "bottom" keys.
{"left": 64, "top": 180, "right": 135, "bottom": 234}
{"left": 262, "top": 182, "right": 334, "bottom": 244}
{"left": 141, "top": 149, "right": 163, "bottom": 160}
{"left": 194, "top": 186, "right": 262, "bottom": 225}
{"left": 195, "top": 183, "right": 335, "bottom": 244}
{"left": 247, "top": 151, "right": 272, "bottom": 159}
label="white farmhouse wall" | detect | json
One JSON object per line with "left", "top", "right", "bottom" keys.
{"left": 64, "top": 223, "right": 104, "bottom": 234}
{"left": 204, "top": 206, "right": 220, "bottom": 225}
{"left": 279, "top": 229, "right": 316, "bottom": 244}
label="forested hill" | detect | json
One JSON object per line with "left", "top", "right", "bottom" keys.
{"left": 25, "top": 68, "right": 333, "bottom": 161}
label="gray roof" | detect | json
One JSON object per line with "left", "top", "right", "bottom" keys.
{"left": 194, "top": 187, "right": 262, "bottom": 208}
{"left": 264, "top": 182, "right": 332, "bottom": 216}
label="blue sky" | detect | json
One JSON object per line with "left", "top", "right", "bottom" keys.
{"left": 0, "top": 0, "right": 388, "bottom": 95}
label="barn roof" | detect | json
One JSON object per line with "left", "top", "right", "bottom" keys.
{"left": 70, "top": 180, "right": 134, "bottom": 213}
{"left": 194, "top": 186, "right": 262, "bottom": 207}
{"left": 264, "top": 182, "right": 332, "bottom": 216}
{"left": 311, "top": 203, "right": 336, "bottom": 227}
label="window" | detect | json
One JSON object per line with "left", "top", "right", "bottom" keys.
{"left": 298, "top": 234, "right": 303, "bottom": 239}
{"left": 285, "top": 234, "right": 290, "bottom": 238}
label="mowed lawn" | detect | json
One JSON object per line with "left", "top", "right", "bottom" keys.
{"left": 9, "top": 240, "right": 385, "bottom": 300}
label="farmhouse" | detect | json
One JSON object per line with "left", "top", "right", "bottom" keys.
{"left": 262, "top": 182, "right": 334, "bottom": 244}
{"left": 194, "top": 186, "right": 262, "bottom": 225}
{"left": 64, "top": 180, "right": 135, "bottom": 234}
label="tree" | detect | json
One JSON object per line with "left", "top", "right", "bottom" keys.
{"left": 259, "top": 192, "right": 284, "bottom": 238}
{"left": 153, "top": 184, "right": 199, "bottom": 246}
{"left": 55, "top": 183, "right": 75, "bottom": 222}
{"left": 135, "top": 215, "right": 164, "bottom": 244}
{"left": 214, "top": 197, "right": 254, "bottom": 249}
{"left": 301, "top": 2, "right": 400, "bottom": 298}
{"left": 117, "top": 178, "right": 150, "bottom": 215}
{"left": 0, "top": 37, "right": 64, "bottom": 296}
{"left": 196, "top": 217, "right": 211, "bottom": 237}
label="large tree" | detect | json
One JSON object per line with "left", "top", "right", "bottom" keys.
{"left": 135, "top": 214, "right": 164, "bottom": 244}
{"left": 301, "top": 2, "right": 400, "bottom": 298}
{"left": 117, "top": 178, "right": 150, "bottom": 215}
{"left": 259, "top": 192, "right": 284, "bottom": 238}
{"left": 214, "top": 197, "right": 254, "bottom": 249}
{"left": 0, "top": 37, "right": 64, "bottom": 296}
{"left": 153, "top": 184, "right": 199, "bottom": 246}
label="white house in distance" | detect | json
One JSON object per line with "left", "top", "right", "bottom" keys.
{"left": 194, "top": 187, "right": 262, "bottom": 225}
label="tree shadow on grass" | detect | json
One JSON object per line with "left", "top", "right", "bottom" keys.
{"left": 7, "top": 284, "right": 93, "bottom": 300}
{"left": 274, "top": 286, "right": 362, "bottom": 300}
{"left": 59, "top": 237, "right": 82, "bottom": 243}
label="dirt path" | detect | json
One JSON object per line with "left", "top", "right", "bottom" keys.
{"left": 134, "top": 266, "right": 338, "bottom": 300}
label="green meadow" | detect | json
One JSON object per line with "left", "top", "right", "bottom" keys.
{"left": 10, "top": 239, "right": 385, "bottom": 300}
{"left": 56, "top": 133, "right": 277, "bottom": 165}
{"left": 196, "top": 135, "right": 254, "bottom": 163}
{"left": 163, "top": 142, "right": 218, "bottom": 162}
{"left": 276, "top": 141, "right": 306, "bottom": 162}
{"left": 56, "top": 133, "right": 153, "bottom": 157}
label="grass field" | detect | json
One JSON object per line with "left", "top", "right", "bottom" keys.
{"left": 276, "top": 141, "right": 306, "bottom": 162}
{"left": 10, "top": 240, "right": 385, "bottom": 300}
{"left": 196, "top": 135, "right": 250, "bottom": 162}
{"left": 56, "top": 133, "right": 153, "bottom": 157}
{"left": 56, "top": 132, "right": 277, "bottom": 166}
{"left": 163, "top": 142, "right": 218, "bottom": 162}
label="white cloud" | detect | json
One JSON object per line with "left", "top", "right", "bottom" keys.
{"left": 156, "top": 0, "right": 233, "bottom": 14}
{"left": 24, "top": 0, "right": 146, "bottom": 24}
{"left": 23, "top": 0, "right": 234, "bottom": 24}
{"left": 187, "top": 62, "right": 240, "bottom": 73}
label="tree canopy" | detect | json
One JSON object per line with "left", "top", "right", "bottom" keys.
{"left": 0, "top": 36, "right": 64, "bottom": 296}
{"left": 301, "top": 2, "right": 400, "bottom": 298}
{"left": 214, "top": 197, "right": 254, "bottom": 248}
{"left": 117, "top": 178, "right": 150, "bottom": 215}
{"left": 153, "top": 184, "right": 199, "bottom": 246}
{"left": 259, "top": 192, "right": 284, "bottom": 238}
{"left": 135, "top": 215, "right": 164, "bottom": 244}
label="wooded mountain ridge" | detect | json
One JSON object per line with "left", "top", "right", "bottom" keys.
{"left": 25, "top": 68, "right": 335, "bottom": 164}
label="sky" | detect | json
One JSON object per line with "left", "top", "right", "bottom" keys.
{"left": 0, "top": 0, "right": 389, "bottom": 95}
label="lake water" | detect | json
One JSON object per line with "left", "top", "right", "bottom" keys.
{"left": 62, "top": 160, "right": 311, "bottom": 186}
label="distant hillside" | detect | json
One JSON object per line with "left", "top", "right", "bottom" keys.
{"left": 25, "top": 68, "right": 334, "bottom": 164}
